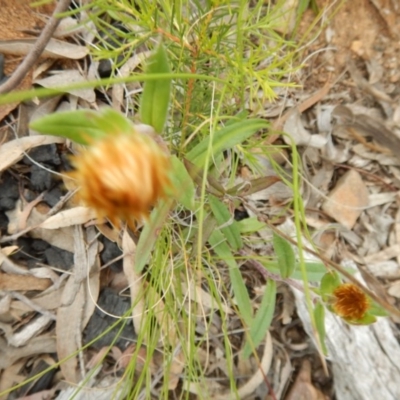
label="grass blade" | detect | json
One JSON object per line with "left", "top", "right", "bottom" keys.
{"left": 140, "top": 43, "right": 171, "bottom": 133}
{"left": 242, "top": 279, "right": 276, "bottom": 358}
{"left": 209, "top": 195, "right": 243, "bottom": 251}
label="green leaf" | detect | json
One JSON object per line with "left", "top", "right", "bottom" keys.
{"left": 135, "top": 198, "right": 174, "bottom": 272}
{"left": 140, "top": 43, "right": 171, "bottom": 133}
{"left": 262, "top": 260, "right": 327, "bottom": 282}
{"left": 367, "top": 301, "right": 389, "bottom": 317}
{"left": 237, "top": 217, "right": 267, "bottom": 233}
{"left": 314, "top": 301, "right": 328, "bottom": 355}
{"left": 345, "top": 313, "right": 377, "bottom": 325}
{"left": 209, "top": 195, "right": 243, "bottom": 251}
{"left": 170, "top": 156, "right": 195, "bottom": 211}
{"left": 209, "top": 230, "right": 252, "bottom": 325}
{"left": 186, "top": 119, "right": 269, "bottom": 167}
{"left": 242, "top": 279, "right": 276, "bottom": 358}
{"left": 320, "top": 271, "right": 341, "bottom": 301}
{"left": 273, "top": 232, "right": 296, "bottom": 278}
{"left": 30, "top": 107, "right": 134, "bottom": 144}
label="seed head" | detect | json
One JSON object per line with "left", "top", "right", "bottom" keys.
{"left": 332, "top": 283, "right": 369, "bottom": 320}
{"left": 69, "top": 131, "right": 171, "bottom": 229}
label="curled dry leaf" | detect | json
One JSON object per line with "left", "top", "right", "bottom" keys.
{"left": 56, "top": 226, "right": 100, "bottom": 384}
{"left": 0, "top": 38, "right": 88, "bottom": 59}
{"left": 0, "top": 136, "right": 65, "bottom": 172}
{"left": 285, "top": 359, "right": 326, "bottom": 400}
{"left": 39, "top": 207, "right": 98, "bottom": 229}
{"left": 0, "top": 272, "right": 52, "bottom": 291}
{"left": 213, "top": 331, "right": 273, "bottom": 400}
{"left": 122, "top": 229, "right": 144, "bottom": 335}
{"left": 0, "top": 335, "right": 56, "bottom": 370}
{"left": 35, "top": 70, "right": 96, "bottom": 103}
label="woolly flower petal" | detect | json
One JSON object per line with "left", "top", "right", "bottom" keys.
{"left": 69, "top": 131, "right": 171, "bottom": 229}
{"left": 332, "top": 283, "right": 369, "bottom": 320}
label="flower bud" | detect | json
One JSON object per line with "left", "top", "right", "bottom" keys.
{"left": 69, "top": 131, "right": 171, "bottom": 229}
{"left": 332, "top": 283, "right": 369, "bottom": 321}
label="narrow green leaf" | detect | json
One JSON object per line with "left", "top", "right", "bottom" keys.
{"left": 140, "top": 43, "right": 171, "bottom": 133}
{"left": 320, "top": 271, "right": 341, "bottom": 301}
{"left": 170, "top": 156, "right": 195, "bottom": 211}
{"left": 273, "top": 232, "right": 296, "bottom": 278}
{"left": 237, "top": 217, "right": 267, "bottom": 233}
{"left": 263, "top": 260, "right": 327, "bottom": 282}
{"left": 314, "top": 301, "right": 328, "bottom": 355}
{"left": 30, "top": 109, "right": 106, "bottom": 144}
{"left": 135, "top": 198, "right": 174, "bottom": 272}
{"left": 30, "top": 107, "right": 135, "bottom": 144}
{"left": 186, "top": 119, "right": 269, "bottom": 167}
{"left": 242, "top": 279, "right": 276, "bottom": 358}
{"left": 183, "top": 158, "right": 225, "bottom": 196}
{"left": 368, "top": 301, "right": 389, "bottom": 317}
{"left": 209, "top": 230, "right": 252, "bottom": 325}
{"left": 209, "top": 195, "right": 243, "bottom": 251}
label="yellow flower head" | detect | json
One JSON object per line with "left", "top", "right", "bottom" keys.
{"left": 332, "top": 283, "right": 369, "bottom": 320}
{"left": 69, "top": 131, "right": 171, "bottom": 229}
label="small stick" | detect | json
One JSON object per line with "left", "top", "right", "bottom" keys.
{"left": 0, "top": 0, "right": 72, "bottom": 94}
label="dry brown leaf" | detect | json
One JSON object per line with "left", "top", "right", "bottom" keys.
{"left": 112, "top": 52, "right": 150, "bottom": 111}
{"left": 0, "top": 272, "right": 51, "bottom": 291}
{"left": 167, "top": 349, "right": 185, "bottom": 390}
{"left": 0, "top": 38, "right": 88, "bottom": 59}
{"left": 39, "top": 207, "right": 98, "bottom": 229}
{"left": 11, "top": 289, "right": 63, "bottom": 314}
{"left": 6, "top": 202, "right": 75, "bottom": 252}
{"left": 214, "top": 331, "right": 273, "bottom": 400}
{"left": 56, "top": 226, "right": 100, "bottom": 383}
{"left": 0, "top": 360, "right": 25, "bottom": 400}
{"left": 122, "top": 228, "right": 144, "bottom": 335}
{"left": 0, "top": 335, "right": 56, "bottom": 370}
{"left": 285, "top": 359, "right": 326, "bottom": 400}
{"left": 181, "top": 281, "right": 233, "bottom": 314}
{"left": 35, "top": 70, "right": 96, "bottom": 103}
{"left": 0, "top": 136, "right": 65, "bottom": 172}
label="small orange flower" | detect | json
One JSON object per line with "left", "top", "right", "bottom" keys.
{"left": 69, "top": 131, "right": 171, "bottom": 229}
{"left": 332, "top": 283, "right": 369, "bottom": 320}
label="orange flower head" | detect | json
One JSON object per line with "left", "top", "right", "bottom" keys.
{"left": 332, "top": 283, "right": 369, "bottom": 320}
{"left": 69, "top": 131, "right": 172, "bottom": 229}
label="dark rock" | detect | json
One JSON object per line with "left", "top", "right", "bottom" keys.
{"left": 234, "top": 208, "right": 249, "bottom": 221}
{"left": 12, "top": 359, "right": 57, "bottom": 399}
{"left": 44, "top": 187, "right": 63, "bottom": 207}
{"left": 0, "top": 211, "right": 8, "bottom": 231}
{"left": 30, "top": 163, "right": 53, "bottom": 191}
{"left": 60, "top": 152, "right": 73, "bottom": 171}
{"left": 100, "top": 237, "right": 123, "bottom": 271}
{"left": 0, "top": 172, "right": 19, "bottom": 211}
{"left": 84, "top": 287, "right": 135, "bottom": 350}
{"left": 44, "top": 246, "right": 74, "bottom": 270}
{"left": 31, "top": 239, "right": 50, "bottom": 252}
{"left": 23, "top": 144, "right": 60, "bottom": 166}
{"left": 13, "top": 237, "right": 33, "bottom": 261}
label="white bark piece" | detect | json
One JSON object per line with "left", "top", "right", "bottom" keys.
{"left": 8, "top": 315, "right": 53, "bottom": 347}
{"left": 295, "top": 290, "right": 400, "bottom": 400}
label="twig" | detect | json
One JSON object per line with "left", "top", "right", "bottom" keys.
{"left": 0, "top": 0, "right": 72, "bottom": 94}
